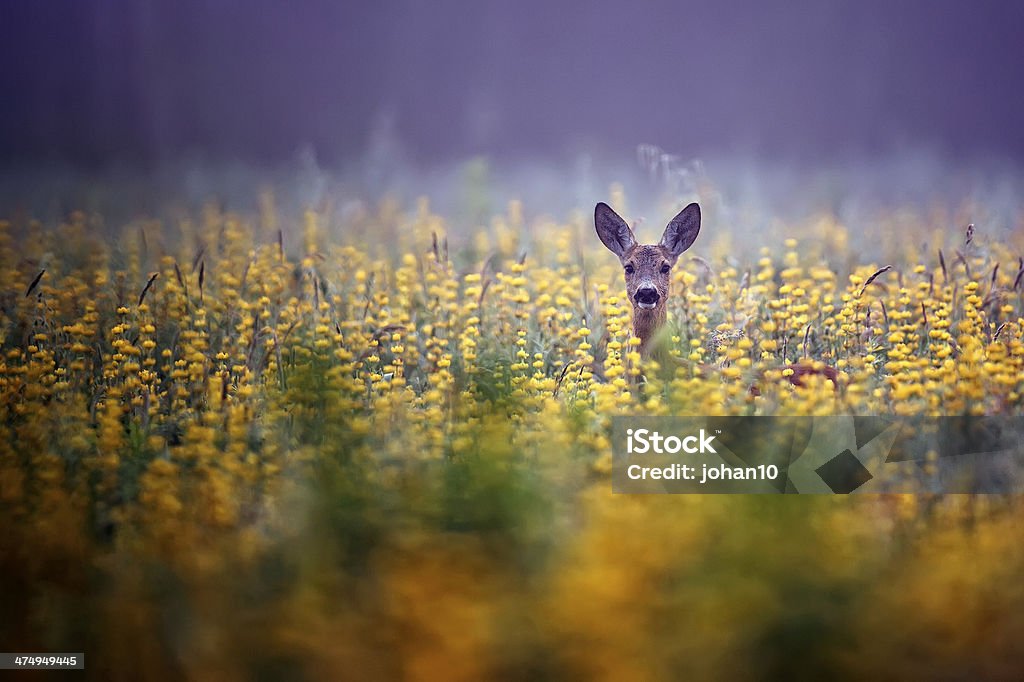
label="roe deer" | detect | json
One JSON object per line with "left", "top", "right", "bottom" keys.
{"left": 594, "top": 201, "right": 700, "bottom": 355}
{"left": 594, "top": 202, "right": 838, "bottom": 391}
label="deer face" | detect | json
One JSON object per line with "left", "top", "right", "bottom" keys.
{"left": 595, "top": 202, "right": 701, "bottom": 316}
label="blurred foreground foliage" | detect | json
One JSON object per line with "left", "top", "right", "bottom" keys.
{"left": 2, "top": 189, "right": 1024, "bottom": 679}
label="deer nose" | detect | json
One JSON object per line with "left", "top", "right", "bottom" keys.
{"left": 635, "top": 286, "right": 659, "bottom": 306}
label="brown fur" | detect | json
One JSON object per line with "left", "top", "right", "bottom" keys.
{"left": 595, "top": 201, "right": 838, "bottom": 392}
{"left": 594, "top": 202, "right": 700, "bottom": 353}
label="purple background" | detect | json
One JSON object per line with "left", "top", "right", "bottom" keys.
{"left": 2, "top": 0, "right": 1023, "bottom": 168}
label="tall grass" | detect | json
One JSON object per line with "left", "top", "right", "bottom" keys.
{"left": 1, "top": 190, "right": 1024, "bottom": 679}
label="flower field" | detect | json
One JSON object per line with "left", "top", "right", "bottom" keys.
{"left": 3, "top": 185, "right": 1024, "bottom": 680}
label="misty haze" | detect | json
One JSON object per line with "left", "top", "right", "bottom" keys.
{"left": 4, "top": 3, "right": 1024, "bottom": 680}
{"left": 2, "top": 1, "right": 1024, "bottom": 212}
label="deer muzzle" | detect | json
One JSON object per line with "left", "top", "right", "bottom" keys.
{"left": 635, "top": 285, "right": 660, "bottom": 309}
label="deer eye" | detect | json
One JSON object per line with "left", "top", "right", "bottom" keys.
{"left": 624, "top": 264, "right": 635, "bottom": 275}
{"left": 660, "top": 263, "right": 671, "bottom": 274}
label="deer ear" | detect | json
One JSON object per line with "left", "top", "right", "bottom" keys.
{"left": 594, "top": 202, "right": 636, "bottom": 258}
{"left": 660, "top": 202, "right": 700, "bottom": 259}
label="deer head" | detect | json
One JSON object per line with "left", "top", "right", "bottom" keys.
{"left": 595, "top": 202, "right": 701, "bottom": 352}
